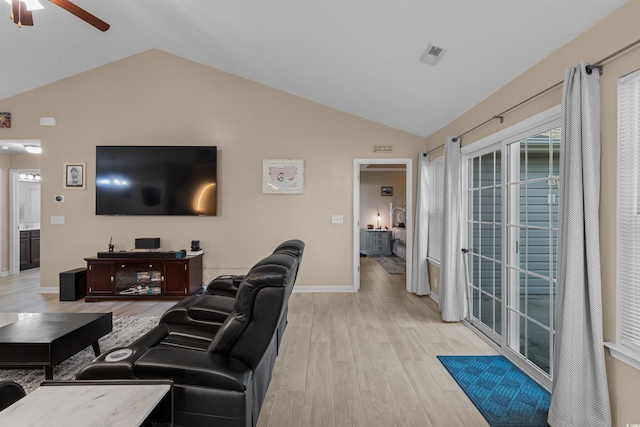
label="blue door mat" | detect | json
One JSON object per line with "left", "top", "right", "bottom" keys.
{"left": 437, "top": 355, "right": 550, "bottom": 427}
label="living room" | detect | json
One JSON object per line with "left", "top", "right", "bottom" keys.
{"left": 1, "top": 1, "right": 640, "bottom": 426}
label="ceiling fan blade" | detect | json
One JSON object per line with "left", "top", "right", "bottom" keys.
{"left": 12, "top": 0, "right": 34, "bottom": 26}
{"left": 50, "top": 0, "right": 110, "bottom": 31}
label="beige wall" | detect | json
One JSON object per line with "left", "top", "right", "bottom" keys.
{"left": 425, "top": 2, "right": 640, "bottom": 425}
{"left": 0, "top": 49, "right": 423, "bottom": 289}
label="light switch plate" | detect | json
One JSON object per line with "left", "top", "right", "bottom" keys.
{"left": 331, "top": 215, "right": 344, "bottom": 224}
{"left": 50, "top": 215, "right": 65, "bottom": 225}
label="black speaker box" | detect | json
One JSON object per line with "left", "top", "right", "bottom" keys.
{"left": 60, "top": 268, "right": 87, "bottom": 301}
{"left": 135, "top": 238, "right": 161, "bottom": 249}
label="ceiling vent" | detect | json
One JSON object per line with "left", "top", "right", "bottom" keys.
{"left": 420, "top": 43, "right": 447, "bottom": 66}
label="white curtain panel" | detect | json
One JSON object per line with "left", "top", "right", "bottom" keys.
{"left": 439, "top": 137, "right": 466, "bottom": 322}
{"left": 548, "top": 61, "right": 611, "bottom": 427}
{"left": 410, "top": 152, "right": 431, "bottom": 295}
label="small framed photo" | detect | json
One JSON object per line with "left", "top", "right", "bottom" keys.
{"left": 381, "top": 186, "right": 393, "bottom": 196}
{"left": 63, "top": 162, "right": 86, "bottom": 190}
{"left": 263, "top": 159, "right": 304, "bottom": 194}
{"left": 0, "top": 112, "right": 10, "bottom": 128}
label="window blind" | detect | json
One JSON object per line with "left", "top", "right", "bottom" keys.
{"left": 618, "top": 69, "right": 640, "bottom": 354}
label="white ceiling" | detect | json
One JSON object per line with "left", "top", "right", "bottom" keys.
{"left": 0, "top": 0, "right": 628, "bottom": 138}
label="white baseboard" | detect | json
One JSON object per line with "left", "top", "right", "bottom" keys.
{"left": 0, "top": 271, "right": 8, "bottom": 278}
{"left": 39, "top": 287, "right": 59, "bottom": 294}
{"left": 293, "top": 286, "right": 355, "bottom": 293}
{"left": 429, "top": 292, "right": 440, "bottom": 304}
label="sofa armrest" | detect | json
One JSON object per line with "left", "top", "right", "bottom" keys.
{"left": 0, "top": 380, "right": 25, "bottom": 411}
{"left": 204, "top": 275, "right": 245, "bottom": 297}
{"left": 134, "top": 347, "right": 252, "bottom": 392}
{"left": 75, "top": 346, "right": 150, "bottom": 380}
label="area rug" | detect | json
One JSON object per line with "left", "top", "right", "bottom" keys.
{"left": 437, "top": 355, "right": 550, "bottom": 427}
{"left": 371, "top": 255, "right": 406, "bottom": 274}
{"left": 0, "top": 315, "right": 159, "bottom": 394}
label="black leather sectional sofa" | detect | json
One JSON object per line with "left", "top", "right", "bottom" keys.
{"left": 76, "top": 239, "right": 304, "bottom": 427}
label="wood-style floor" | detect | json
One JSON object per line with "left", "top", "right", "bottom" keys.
{"left": 0, "top": 260, "right": 497, "bottom": 426}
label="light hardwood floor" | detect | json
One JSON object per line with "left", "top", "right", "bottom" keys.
{"left": 0, "top": 260, "right": 497, "bottom": 426}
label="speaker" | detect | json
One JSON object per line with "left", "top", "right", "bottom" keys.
{"left": 135, "top": 238, "right": 161, "bottom": 249}
{"left": 59, "top": 268, "right": 87, "bottom": 301}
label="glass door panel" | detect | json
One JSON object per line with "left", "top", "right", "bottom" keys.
{"left": 467, "top": 148, "right": 503, "bottom": 341}
{"left": 466, "top": 126, "right": 560, "bottom": 384}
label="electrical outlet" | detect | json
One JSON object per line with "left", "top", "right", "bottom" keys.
{"left": 331, "top": 215, "right": 343, "bottom": 224}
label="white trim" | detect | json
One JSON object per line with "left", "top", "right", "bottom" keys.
{"left": 619, "top": 68, "right": 640, "bottom": 84}
{"left": 461, "top": 105, "right": 561, "bottom": 155}
{"left": 39, "top": 287, "right": 58, "bottom": 294}
{"left": 605, "top": 342, "right": 640, "bottom": 371}
{"left": 9, "top": 170, "right": 19, "bottom": 275}
{"left": 353, "top": 158, "right": 413, "bottom": 292}
{"left": 429, "top": 292, "right": 440, "bottom": 304}
{"left": 426, "top": 257, "right": 441, "bottom": 267}
{"left": 0, "top": 271, "right": 7, "bottom": 278}
{"left": 293, "top": 286, "right": 355, "bottom": 293}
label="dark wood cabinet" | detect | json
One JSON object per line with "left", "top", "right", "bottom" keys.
{"left": 84, "top": 255, "right": 203, "bottom": 302}
{"left": 20, "top": 230, "right": 40, "bottom": 270}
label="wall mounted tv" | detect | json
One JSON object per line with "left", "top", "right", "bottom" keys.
{"left": 96, "top": 146, "right": 217, "bottom": 216}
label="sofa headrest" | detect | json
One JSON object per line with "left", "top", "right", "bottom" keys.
{"left": 272, "top": 239, "right": 305, "bottom": 259}
{"left": 233, "top": 258, "right": 295, "bottom": 319}
{"left": 251, "top": 253, "right": 298, "bottom": 272}
{"left": 208, "top": 255, "right": 297, "bottom": 356}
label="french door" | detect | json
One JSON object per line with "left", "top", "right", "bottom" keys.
{"left": 466, "top": 123, "right": 560, "bottom": 387}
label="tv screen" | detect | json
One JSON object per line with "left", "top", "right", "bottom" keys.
{"left": 96, "top": 146, "right": 217, "bottom": 216}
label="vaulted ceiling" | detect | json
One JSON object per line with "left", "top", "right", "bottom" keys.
{"left": 0, "top": 1, "right": 628, "bottom": 138}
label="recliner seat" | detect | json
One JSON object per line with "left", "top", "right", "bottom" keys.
{"left": 77, "top": 243, "right": 304, "bottom": 427}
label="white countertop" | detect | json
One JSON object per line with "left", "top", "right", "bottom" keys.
{"left": 0, "top": 383, "right": 171, "bottom": 426}
{"left": 19, "top": 224, "right": 40, "bottom": 231}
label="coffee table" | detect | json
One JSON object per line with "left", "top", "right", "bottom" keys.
{"left": 0, "top": 312, "right": 112, "bottom": 380}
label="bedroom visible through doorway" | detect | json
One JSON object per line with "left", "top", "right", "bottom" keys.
{"left": 353, "top": 159, "right": 413, "bottom": 292}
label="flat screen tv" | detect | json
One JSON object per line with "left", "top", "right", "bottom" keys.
{"left": 96, "top": 146, "right": 217, "bottom": 216}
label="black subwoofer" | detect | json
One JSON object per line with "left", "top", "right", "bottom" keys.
{"left": 59, "top": 268, "right": 87, "bottom": 301}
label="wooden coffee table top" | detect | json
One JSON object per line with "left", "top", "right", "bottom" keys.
{"left": 0, "top": 312, "right": 112, "bottom": 377}
{"left": 0, "top": 313, "right": 111, "bottom": 343}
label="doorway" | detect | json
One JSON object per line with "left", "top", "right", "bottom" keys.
{"left": 10, "top": 169, "right": 42, "bottom": 274}
{"left": 353, "top": 159, "right": 412, "bottom": 292}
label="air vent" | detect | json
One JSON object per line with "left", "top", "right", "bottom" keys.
{"left": 420, "top": 43, "right": 448, "bottom": 66}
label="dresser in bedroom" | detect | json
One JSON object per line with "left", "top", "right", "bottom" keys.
{"left": 366, "top": 230, "right": 391, "bottom": 255}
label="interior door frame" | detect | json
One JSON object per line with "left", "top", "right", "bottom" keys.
{"left": 353, "top": 158, "right": 413, "bottom": 292}
{"left": 10, "top": 169, "right": 41, "bottom": 275}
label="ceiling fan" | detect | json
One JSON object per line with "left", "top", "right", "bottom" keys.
{"left": 8, "top": 0, "right": 109, "bottom": 31}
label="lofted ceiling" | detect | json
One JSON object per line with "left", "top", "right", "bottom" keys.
{"left": 0, "top": 0, "right": 628, "bottom": 138}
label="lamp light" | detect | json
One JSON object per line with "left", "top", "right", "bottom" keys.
{"left": 24, "top": 145, "right": 41, "bottom": 154}
{"left": 376, "top": 210, "right": 381, "bottom": 229}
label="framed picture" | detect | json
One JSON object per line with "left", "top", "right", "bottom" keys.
{"left": 0, "top": 112, "right": 10, "bottom": 128}
{"left": 381, "top": 186, "right": 393, "bottom": 196}
{"left": 263, "top": 159, "right": 304, "bottom": 194}
{"left": 63, "top": 162, "right": 86, "bottom": 190}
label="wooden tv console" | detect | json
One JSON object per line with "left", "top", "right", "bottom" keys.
{"left": 84, "top": 254, "right": 203, "bottom": 302}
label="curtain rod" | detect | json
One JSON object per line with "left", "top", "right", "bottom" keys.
{"left": 424, "top": 35, "right": 640, "bottom": 155}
